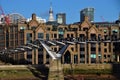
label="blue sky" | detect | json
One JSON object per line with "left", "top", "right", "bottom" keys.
{"left": 0, "top": 0, "right": 120, "bottom": 24}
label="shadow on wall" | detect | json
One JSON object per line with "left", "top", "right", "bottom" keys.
{"left": 112, "top": 63, "right": 120, "bottom": 80}
{"left": 27, "top": 65, "right": 49, "bottom": 80}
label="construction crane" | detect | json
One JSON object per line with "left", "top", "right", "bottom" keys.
{"left": 0, "top": 6, "right": 10, "bottom": 25}
{"left": 100, "top": 16, "right": 105, "bottom": 22}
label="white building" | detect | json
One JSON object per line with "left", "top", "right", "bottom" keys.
{"left": 27, "top": 16, "right": 46, "bottom": 23}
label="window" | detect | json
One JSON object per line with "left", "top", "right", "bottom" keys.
{"left": 67, "top": 34, "right": 70, "bottom": 38}
{"left": 54, "top": 48, "right": 57, "bottom": 52}
{"left": 0, "top": 36, "right": 4, "bottom": 40}
{"left": 112, "top": 29, "right": 118, "bottom": 33}
{"left": 54, "top": 34, "right": 57, "bottom": 38}
{"left": 83, "top": 28, "right": 88, "bottom": 31}
{"left": 90, "top": 54, "right": 96, "bottom": 58}
{"left": 38, "top": 47, "right": 43, "bottom": 51}
{"left": 90, "top": 34, "right": 96, "bottom": 41}
{"left": 71, "top": 34, "right": 73, "bottom": 37}
{"left": 20, "top": 26, "right": 26, "bottom": 30}
{"left": 71, "top": 48, "right": 74, "bottom": 51}
{"left": 108, "top": 55, "right": 110, "bottom": 58}
{"left": 74, "top": 55, "right": 78, "bottom": 63}
{"left": 27, "top": 55, "right": 32, "bottom": 58}
{"left": 31, "top": 26, "right": 36, "bottom": 30}
{"left": 80, "top": 48, "right": 85, "bottom": 51}
{"left": 98, "top": 34, "right": 101, "bottom": 41}
{"left": 104, "top": 55, "right": 106, "bottom": 59}
{"left": 58, "top": 28, "right": 64, "bottom": 34}
{"left": 10, "top": 27, "right": 13, "bottom": 32}
{"left": 47, "top": 28, "right": 50, "bottom": 31}
{"left": 104, "top": 43, "right": 107, "bottom": 46}
{"left": 99, "top": 48, "right": 101, "bottom": 52}
{"left": 46, "top": 34, "right": 49, "bottom": 40}
{"left": 80, "top": 54, "right": 85, "bottom": 58}
{"left": 104, "top": 48, "right": 107, "bottom": 52}
{"left": 27, "top": 33, "right": 32, "bottom": 43}
{"left": 104, "top": 29, "right": 107, "bottom": 33}
{"left": 91, "top": 48, "right": 96, "bottom": 51}
{"left": 104, "top": 35, "right": 109, "bottom": 40}
{"left": 0, "top": 28, "right": 4, "bottom": 33}
{"left": 58, "top": 28, "right": 64, "bottom": 38}
{"left": 38, "top": 33, "right": 44, "bottom": 39}
{"left": 27, "top": 33, "right": 32, "bottom": 38}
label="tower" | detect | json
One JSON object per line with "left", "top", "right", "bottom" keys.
{"left": 48, "top": 4, "right": 54, "bottom": 22}
{"left": 115, "top": 13, "right": 120, "bottom": 25}
{"left": 56, "top": 13, "right": 66, "bottom": 25}
{"left": 80, "top": 7, "right": 94, "bottom": 22}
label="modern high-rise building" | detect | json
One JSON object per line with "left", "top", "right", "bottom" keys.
{"left": 80, "top": 7, "right": 94, "bottom": 22}
{"left": 56, "top": 13, "right": 66, "bottom": 25}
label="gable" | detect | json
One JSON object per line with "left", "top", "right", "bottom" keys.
{"left": 35, "top": 24, "right": 46, "bottom": 33}
{"left": 88, "top": 25, "right": 98, "bottom": 34}
{"left": 89, "top": 28, "right": 96, "bottom": 33}
{"left": 81, "top": 16, "right": 91, "bottom": 28}
{"left": 36, "top": 27, "right": 44, "bottom": 33}
{"left": 29, "top": 20, "right": 39, "bottom": 27}
{"left": 81, "top": 21, "right": 90, "bottom": 28}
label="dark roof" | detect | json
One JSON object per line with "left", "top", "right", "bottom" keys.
{"left": 115, "top": 20, "right": 120, "bottom": 24}
{"left": 46, "top": 21, "right": 58, "bottom": 26}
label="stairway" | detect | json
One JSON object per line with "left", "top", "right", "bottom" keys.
{"left": 48, "top": 59, "right": 64, "bottom": 80}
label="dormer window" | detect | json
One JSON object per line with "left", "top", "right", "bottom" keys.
{"left": 104, "top": 29, "right": 107, "bottom": 33}
{"left": 20, "top": 26, "right": 26, "bottom": 30}
{"left": 83, "top": 28, "right": 88, "bottom": 31}
{"left": 112, "top": 29, "right": 118, "bottom": 33}
{"left": 31, "top": 26, "right": 36, "bottom": 30}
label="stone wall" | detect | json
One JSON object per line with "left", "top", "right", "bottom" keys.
{"left": 63, "top": 64, "right": 112, "bottom": 70}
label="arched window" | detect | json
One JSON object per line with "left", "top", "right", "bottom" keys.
{"left": 64, "top": 51, "right": 71, "bottom": 64}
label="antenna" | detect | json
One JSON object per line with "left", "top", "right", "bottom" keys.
{"left": 50, "top": 2, "right": 52, "bottom": 11}
{"left": 50, "top": 2, "right": 52, "bottom": 7}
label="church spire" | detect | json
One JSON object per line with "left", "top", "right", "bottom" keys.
{"left": 48, "top": 2, "right": 54, "bottom": 22}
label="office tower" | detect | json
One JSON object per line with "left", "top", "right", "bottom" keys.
{"left": 80, "top": 7, "right": 94, "bottom": 22}
{"left": 56, "top": 13, "right": 66, "bottom": 25}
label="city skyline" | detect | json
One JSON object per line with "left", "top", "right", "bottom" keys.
{"left": 0, "top": 0, "right": 120, "bottom": 24}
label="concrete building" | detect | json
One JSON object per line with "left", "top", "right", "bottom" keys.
{"left": 56, "top": 13, "right": 66, "bottom": 25}
{"left": 80, "top": 7, "right": 94, "bottom": 22}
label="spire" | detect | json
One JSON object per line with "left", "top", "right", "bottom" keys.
{"left": 48, "top": 2, "right": 54, "bottom": 22}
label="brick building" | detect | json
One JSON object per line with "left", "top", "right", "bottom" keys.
{"left": 0, "top": 14, "right": 120, "bottom": 64}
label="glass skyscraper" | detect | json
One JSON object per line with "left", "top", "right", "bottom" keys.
{"left": 80, "top": 8, "right": 94, "bottom": 22}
